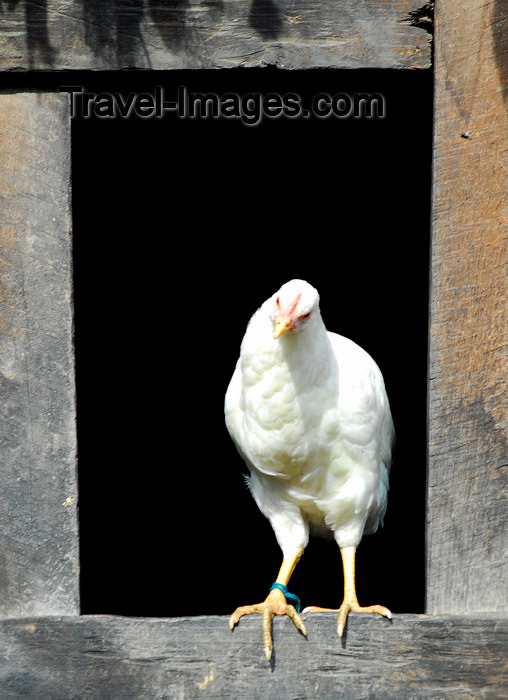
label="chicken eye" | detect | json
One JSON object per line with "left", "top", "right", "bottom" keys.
{"left": 276, "top": 296, "right": 280, "bottom": 306}
{"left": 300, "top": 312, "right": 311, "bottom": 320}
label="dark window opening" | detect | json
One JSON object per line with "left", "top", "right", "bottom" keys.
{"left": 71, "top": 68, "right": 432, "bottom": 618}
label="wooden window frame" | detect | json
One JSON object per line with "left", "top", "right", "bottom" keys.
{"left": 0, "top": 0, "right": 506, "bottom": 695}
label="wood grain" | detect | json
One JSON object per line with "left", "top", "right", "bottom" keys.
{"left": 0, "top": 0, "right": 431, "bottom": 71}
{"left": 427, "top": 0, "right": 508, "bottom": 612}
{"left": 0, "top": 94, "right": 79, "bottom": 618}
{"left": 1, "top": 614, "right": 507, "bottom": 698}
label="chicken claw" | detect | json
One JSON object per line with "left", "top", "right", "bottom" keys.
{"left": 303, "top": 601, "right": 391, "bottom": 637}
{"left": 230, "top": 587, "right": 307, "bottom": 660}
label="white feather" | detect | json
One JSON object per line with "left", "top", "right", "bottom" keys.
{"left": 225, "top": 279, "right": 394, "bottom": 558}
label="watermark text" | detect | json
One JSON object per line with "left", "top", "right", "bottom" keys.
{"left": 60, "top": 85, "right": 385, "bottom": 125}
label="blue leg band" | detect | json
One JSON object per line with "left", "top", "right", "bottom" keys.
{"left": 270, "top": 582, "right": 301, "bottom": 612}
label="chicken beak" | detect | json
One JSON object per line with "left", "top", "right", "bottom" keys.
{"left": 273, "top": 318, "right": 291, "bottom": 339}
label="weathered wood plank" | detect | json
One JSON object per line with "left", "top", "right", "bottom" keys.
{"left": 0, "top": 614, "right": 506, "bottom": 698}
{"left": 427, "top": 0, "right": 508, "bottom": 613}
{"left": 0, "top": 0, "right": 430, "bottom": 71}
{"left": 0, "top": 93, "right": 79, "bottom": 618}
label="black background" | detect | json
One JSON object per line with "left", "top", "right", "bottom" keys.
{"left": 3, "top": 68, "right": 432, "bottom": 618}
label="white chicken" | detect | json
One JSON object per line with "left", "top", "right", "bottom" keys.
{"left": 225, "top": 279, "right": 394, "bottom": 660}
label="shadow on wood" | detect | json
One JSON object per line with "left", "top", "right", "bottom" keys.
{"left": 0, "top": 0, "right": 431, "bottom": 70}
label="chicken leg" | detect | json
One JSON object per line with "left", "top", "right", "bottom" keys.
{"left": 229, "top": 547, "right": 306, "bottom": 660}
{"left": 303, "top": 546, "right": 391, "bottom": 636}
